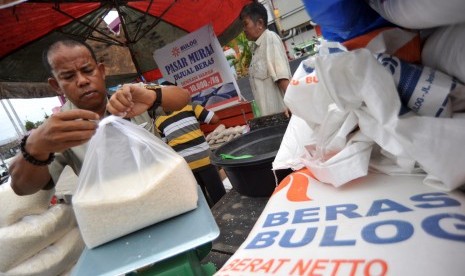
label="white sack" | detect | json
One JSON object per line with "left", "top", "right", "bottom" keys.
{"left": 284, "top": 49, "right": 378, "bottom": 185}
{"left": 283, "top": 56, "right": 333, "bottom": 127}
{"left": 299, "top": 106, "right": 375, "bottom": 187}
{"left": 273, "top": 115, "right": 315, "bottom": 171}
{"left": 376, "top": 53, "right": 462, "bottom": 117}
{"left": 284, "top": 52, "right": 376, "bottom": 185}
{"left": 314, "top": 49, "right": 465, "bottom": 190}
{"left": 368, "top": 145, "right": 424, "bottom": 176}
{"left": 0, "top": 204, "right": 76, "bottom": 272}
{"left": 422, "top": 24, "right": 465, "bottom": 84}
{"left": 0, "top": 178, "right": 54, "bottom": 227}
{"left": 3, "top": 228, "right": 84, "bottom": 276}
{"left": 368, "top": 0, "right": 465, "bottom": 29}
{"left": 284, "top": 42, "right": 465, "bottom": 189}
{"left": 73, "top": 116, "right": 198, "bottom": 249}
{"left": 216, "top": 173, "right": 465, "bottom": 276}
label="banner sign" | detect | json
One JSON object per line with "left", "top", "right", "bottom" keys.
{"left": 216, "top": 170, "right": 465, "bottom": 276}
{"left": 154, "top": 24, "right": 242, "bottom": 111}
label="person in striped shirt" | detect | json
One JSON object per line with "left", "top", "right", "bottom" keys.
{"left": 155, "top": 104, "right": 226, "bottom": 207}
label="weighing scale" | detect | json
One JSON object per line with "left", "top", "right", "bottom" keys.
{"left": 72, "top": 186, "right": 219, "bottom": 275}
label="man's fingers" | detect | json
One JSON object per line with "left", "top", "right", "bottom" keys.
{"left": 52, "top": 109, "right": 100, "bottom": 121}
{"left": 43, "top": 117, "right": 98, "bottom": 136}
{"left": 284, "top": 108, "right": 292, "bottom": 118}
{"left": 106, "top": 102, "right": 129, "bottom": 117}
{"left": 50, "top": 129, "right": 97, "bottom": 148}
{"left": 29, "top": 126, "right": 97, "bottom": 155}
{"left": 50, "top": 119, "right": 99, "bottom": 132}
{"left": 107, "top": 90, "right": 134, "bottom": 115}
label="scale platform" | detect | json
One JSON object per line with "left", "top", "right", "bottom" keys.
{"left": 72, "top": 186, "right": 220, "bottom": 276}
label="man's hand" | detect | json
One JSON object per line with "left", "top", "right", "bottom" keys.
{"left": 10, "top": 109, "right": 99, "bottom": 195}
{"left": 107, "top": 83, "right": 190, "bottom": 117}
{"left": 284, "top": 107, "right": 292, "bottom": 118}
{"left": 107, "top": 84, "right": 154, "bottom": 118}
{"left": 26, "top": 109, "right": 100, "bottom": 158}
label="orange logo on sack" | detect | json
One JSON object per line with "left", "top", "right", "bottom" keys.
{"left": 306, "top": 75, "right": 318, "bottom": 84}
{"left": 273, "top": 168, "right": 313, "bottom": 202}
{"left": 290, "top": 76, "right": 318, "bottom": 86}
{"left": 291, "top": 79, "right": 300, "bottom": 86}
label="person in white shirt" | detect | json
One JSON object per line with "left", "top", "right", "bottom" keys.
{"left": 240, "top": 1, "right": 292, "bottom": 117}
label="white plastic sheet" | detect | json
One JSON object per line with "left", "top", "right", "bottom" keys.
{"left": 272, "top": 115, "right": 314, "bottom": 171}
{"left": 282, "top": 48, "right": 465, "bottom": 190}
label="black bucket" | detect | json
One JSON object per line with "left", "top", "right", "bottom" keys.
{"left": 211, "top": 124, "right": 292, "bottom": 197}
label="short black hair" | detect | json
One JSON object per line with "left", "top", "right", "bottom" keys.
{"left": 42, "top": 39, "right": 97, "bottom": 77}
{"left": 240, "top": 1, "right": 268, "bottom": 26}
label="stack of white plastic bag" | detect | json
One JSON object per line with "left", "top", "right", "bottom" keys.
{"left": 276, "top": 36, "right": 465, "bottom": 191}
{"left": 367, "top": 0, "right": 465, "bottom": 84}
{"left": 72, "top": 115, "right": 199, "bottom": 249}
{"left": 421, "top": 23, "right": 465, "bottom": 85}
{"left": 0, "top": 178, "right": 84, "bottom": 276}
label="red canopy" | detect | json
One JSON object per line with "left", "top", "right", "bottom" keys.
{"left": 0, "top": 0, "right": 251, "bottom": 96}
{"left": 1, "top": 3, "right": 99, "bottom": 58}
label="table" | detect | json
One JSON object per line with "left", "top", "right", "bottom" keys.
{"left": 72, "top": 186, "right": 219, "bottom": 276}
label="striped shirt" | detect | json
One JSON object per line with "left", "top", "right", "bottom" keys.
{"left": 155, "top": 104, "right": 215, "bottom": 170}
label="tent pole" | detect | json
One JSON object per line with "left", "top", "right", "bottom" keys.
{"left": 114, "top": 4, "right": 143, "bottom": 76}
{"left": 53, "top": 6, "right": 124, "bottom": 46}
{"left": 1, "top": 100, "right": 23, "bottom": 138}
{"left": 6, "top": 99, "right": 26, "bottom": 134}
{"left": 134, "top": 0, "right": 178, "bottom": 43}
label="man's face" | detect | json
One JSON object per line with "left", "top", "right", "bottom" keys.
{"left": 242, "top": 16, "right": 263, "bottom": 41}
{"left": 47, "top": 44, "right": 107, "bottom": 113}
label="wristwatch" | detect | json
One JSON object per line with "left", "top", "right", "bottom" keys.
{"left": 144, "top": 84, "right": 162, "bottom": 112}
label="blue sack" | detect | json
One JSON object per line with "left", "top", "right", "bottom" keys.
{"left": 302, "top": 0, "right": 393, "bottom": 42}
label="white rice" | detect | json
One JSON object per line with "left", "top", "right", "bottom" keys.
{"left": 73, "top": 158, "right": 198, "bottom": 249}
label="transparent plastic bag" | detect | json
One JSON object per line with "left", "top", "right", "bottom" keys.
{"left": 72, "top": 116, "right": 198, "bottom": 249}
